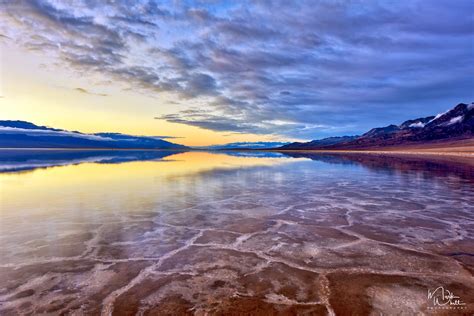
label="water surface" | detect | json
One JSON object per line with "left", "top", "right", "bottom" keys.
{"left": 1, "top": 150, "right": 473, "bottom": 315}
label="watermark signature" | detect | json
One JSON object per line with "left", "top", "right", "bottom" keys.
{"left": 427, "top": 286, "right": 466, "bottom": 311}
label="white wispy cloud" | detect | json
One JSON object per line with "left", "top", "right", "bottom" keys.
{"left": 0, "top": 126, "right": 114, "bottom": 141}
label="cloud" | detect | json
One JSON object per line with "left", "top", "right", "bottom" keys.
{"left": 150, "top": 135, "right": 183, "bottom": 140}
{"left": 1, "top": 0, "right": 473, "bottom": 139}
{"left": 0, "top": 126, "right": 181, "bottom": 143}
{"left": 0, "top": 33, "right": 11, "bottom": 41}
{"left": 75, "top": 87, "right": 107, "bottom": 96}
{"left": 157, "top": 111, "right": 331, "bottom": 136}
{"left": 0, "top": 126, "right": 115, "bottom": 141}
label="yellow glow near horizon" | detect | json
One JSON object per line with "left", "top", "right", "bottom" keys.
{"left": 0, "top": 151, "right": 299, "bottom": 214}
{"left": 0, "top": 42, "right": 296, "bottom": 146}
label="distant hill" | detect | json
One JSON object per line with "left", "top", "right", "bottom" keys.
{"left": 203, "top": 141, "right": 290, "bottom": 150}
{"left": 0, "top": 120, "right": 187, "bottom": 149}
{"left": 280, "top": 102, "right": 474, "bottom": 150}
{"left": 279, "top": 136, "right": 357, "bottom": 150}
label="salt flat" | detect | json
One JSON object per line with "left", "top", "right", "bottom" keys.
{"left": 0, "top": 151, "right": 473, "bottom": 315}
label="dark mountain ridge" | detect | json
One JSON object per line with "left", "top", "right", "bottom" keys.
{"left": 279, "top": 136, "right": 358, "bottom": 150}
{"left": 0, "top": 120, "right": 187, "bottom": 149}
{"left": 280, "top": 103, "right": 473, "bottom": 150}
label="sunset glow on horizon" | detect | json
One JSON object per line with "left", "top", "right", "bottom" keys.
{"left": 1, "top": 43, "right": 293, "bottom": 146}
{"left": 1, "top": 1, "right": 473, "bottom": 146}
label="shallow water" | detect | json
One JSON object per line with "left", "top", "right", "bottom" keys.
{"left": 0, "top": 150, "right": 473, "bottom": 315}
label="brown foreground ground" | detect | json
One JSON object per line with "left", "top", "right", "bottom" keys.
{"left": 373, "top": 137, "right": 474, "bottom": 153}
{"left": 276, "top": 138, "right": 474, "bottom": 162}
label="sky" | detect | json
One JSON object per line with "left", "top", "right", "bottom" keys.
{"left": 1, "top": 0, "right": 473, "bottom": 146}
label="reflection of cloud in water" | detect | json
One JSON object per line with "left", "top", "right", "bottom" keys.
{"left": 282, "top": 152, "right": 474, "bottom": 185}
{"left": 0, "top": 150, "right": 181, "bottom": 172}
{"left": 0, "top": 150, "right": 299, "bottom": 173}
{"left": 0, "top": 150, "right": 473, "bottom": 315}
{"left": 1, "top": 150, "right": 473, "bottom": 187}
{"left": 215, "top": 151, "right": 287, "bottom": 159}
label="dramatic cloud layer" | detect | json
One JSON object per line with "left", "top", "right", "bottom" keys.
{"left": 2, "top": 0, "right": 473, "bottom": 139}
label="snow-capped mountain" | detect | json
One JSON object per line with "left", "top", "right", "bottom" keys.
{"left": 280, "top": 102, "right": 473, "bottom": 150}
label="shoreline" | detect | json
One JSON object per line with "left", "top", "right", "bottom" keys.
{"left": 1, "top": 147, "right": 474, "bottom": 158}
{"left": 270, "top": 149, "right": 474, "bottom": 158}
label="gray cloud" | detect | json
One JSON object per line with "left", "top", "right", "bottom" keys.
{"left": 75, "top": 87, "right": 107, "bottom": 96}
{"left": 0, "top": 126, "right": 114, "bottom": 141}
{"left": 1, "top": 0, "right": 473, "bottom": 139}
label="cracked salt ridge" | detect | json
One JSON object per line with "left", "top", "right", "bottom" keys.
{"left": 1, "top": 159, "right": 474, "bottom": 314}
{"left": 98, "top": 218, "right": 330, "bottom": 313}
{"left": 101, "top": 230, "right": 205, "bottom": 316}
{"left": 170, "top": 238, "right": 467, "bottom": 280}
{"left": 100, "top": 220, "right": 298, "bottom": 314}
{"left": 2, "top": 210, "right": 465, "bottom": 270}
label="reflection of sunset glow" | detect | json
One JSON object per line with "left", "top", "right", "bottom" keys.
{"left": 0, "top": 151, "right": 298, "bottom": 215}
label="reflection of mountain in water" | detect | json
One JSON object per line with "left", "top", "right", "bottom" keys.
{"left": 0, "top": 150, "right": 182, "bottom": 173}
{"left": 2, "top": 150, "right": 474, "bottom": 187}
{"left": 283, "top": 152, "right": 474, "bottom": 184}
{"left": 217, "top": 151, "right": 287, "bottom": 159}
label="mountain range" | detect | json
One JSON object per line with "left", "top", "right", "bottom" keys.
{"left": 280, "top": 102, "right": 474, "bottom": 150}
{"left": 0, "top": 121, "right": 187, "bottom": 149}
{"left": 1, "top": 102, "right": 472, "bottom": 151}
